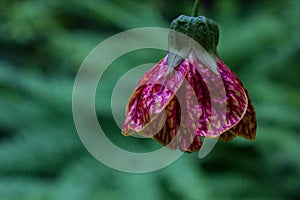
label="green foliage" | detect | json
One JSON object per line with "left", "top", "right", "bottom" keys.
{"left": 0, "top": 0, "right": 300, "bottom": 199}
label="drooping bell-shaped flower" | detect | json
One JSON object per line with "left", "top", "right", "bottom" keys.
{"left": 122, "top": 14, "right": 256, "bottom": 152}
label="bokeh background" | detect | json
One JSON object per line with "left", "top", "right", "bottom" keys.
{"left": 1, "top": 0, "right": 300, "bottom": 199}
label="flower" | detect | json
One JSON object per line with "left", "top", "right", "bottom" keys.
{"left": 121, "top": 15, "right": 256, "bottom": 152}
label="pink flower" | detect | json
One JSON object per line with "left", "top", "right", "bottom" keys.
{"left": 122, "top": 15, "right": 256, "bottom": 152}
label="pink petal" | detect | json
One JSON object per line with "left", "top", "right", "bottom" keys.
{"left": 217, "top": 57, "right": 249, "bottom": 129}
{"left": 122, "top": 56, "right": 188, "bottom": 135}
{"left": 180, "top": 53, "right": 248, "bottom": 138}
{"left": 184, "top": 53, "right": 213, "bottom": 137}
{"left": 150, "top": 96, "right": 180, "bottom": 150}
{"left": 225, "top": 89, "right": 256, "bottom": 140}
{"left": 140, "top": 57, "right": 203, "bottom": 152}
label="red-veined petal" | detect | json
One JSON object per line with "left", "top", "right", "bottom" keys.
{"left": 220, "top": 130, "right": 236, "bottom": 142}
{"left": 122, "top": 56, "right": 188, "bottom": 135}
{"left": 185, "top": 53, "right": 248, "bottom": 138}
{"left": 150, "top": 96, "right": 180, "bottom": 150}
{"left": 225, "top": 90, "right": 256, "bottom": 140}
{"left": 216, "top": 58, "right": 249, "bottom": 134}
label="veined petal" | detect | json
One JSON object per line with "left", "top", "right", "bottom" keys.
{"left": 186, "top": 136, "right": 202, "bottom": 152}
{"left": 187, "top": 53, "right": 248, "bottom": 137}
{"left": 183, "top": 54, "right": 211, "bottom": 137}
{"left": 225, "top": 90, "right": 256, "bottom": 140}
{"left": 175, "top": 84, "right": 203, "bottom": 152}
{"left": 150, "top": 96, "right": 180, "bottom": 150}
{"left": 177, "top": 128, "right": 203, "bottom": 152}
{"left": 216, "top": 58, "right": 249, "bottom": 133}
{"left": 220, "top": 130, "right": 236, "bottom": 142}
{"left": 186, "top": 52, "right": 226, "bottom": 138}
{"left": 122, "top": 56, "right": 188, "bottom": 135}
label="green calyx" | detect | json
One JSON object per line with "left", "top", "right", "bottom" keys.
{"left": 169, "top": 15, "right": 219, "bottom": 53}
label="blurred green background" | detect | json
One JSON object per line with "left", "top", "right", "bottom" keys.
{"left": 1, "top": 0, "right": 300, "bottom": 199}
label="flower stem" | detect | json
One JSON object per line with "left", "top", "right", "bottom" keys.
{"left": 192, "top": 0, "right": 200, "bottom": 17}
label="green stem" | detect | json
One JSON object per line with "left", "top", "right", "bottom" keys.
{"left": 192, "top": 0, "right": 200, "bottom": 17}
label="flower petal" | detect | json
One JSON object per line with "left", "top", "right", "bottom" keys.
{"left": 225, "top": 90, "right": 256, "bottom": 140}
{"left": 150, "top": 96, "right": 180, "bottom": 150}
{"left": 122, "top": 56, "right": 188, "bottom": 135}
{"left": 140, "top": 84, "right": 202, "bottom": 152}
{"left": 185, "top": 52, "right": 224, "bottom": 138}
{"left": 185, "top": 53, "right": 248, "bottom": 138}
{"left": 179, "top": 133, "right": 202, "bottom": 152}
{"left": 220, "top": 130, "right": 236, "bottom": 142}
{"left": 182, "top": 54, "right": 211, "bottom": 137}
{"left": 217, "top": 58, "right": 249, "bottom": 132}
